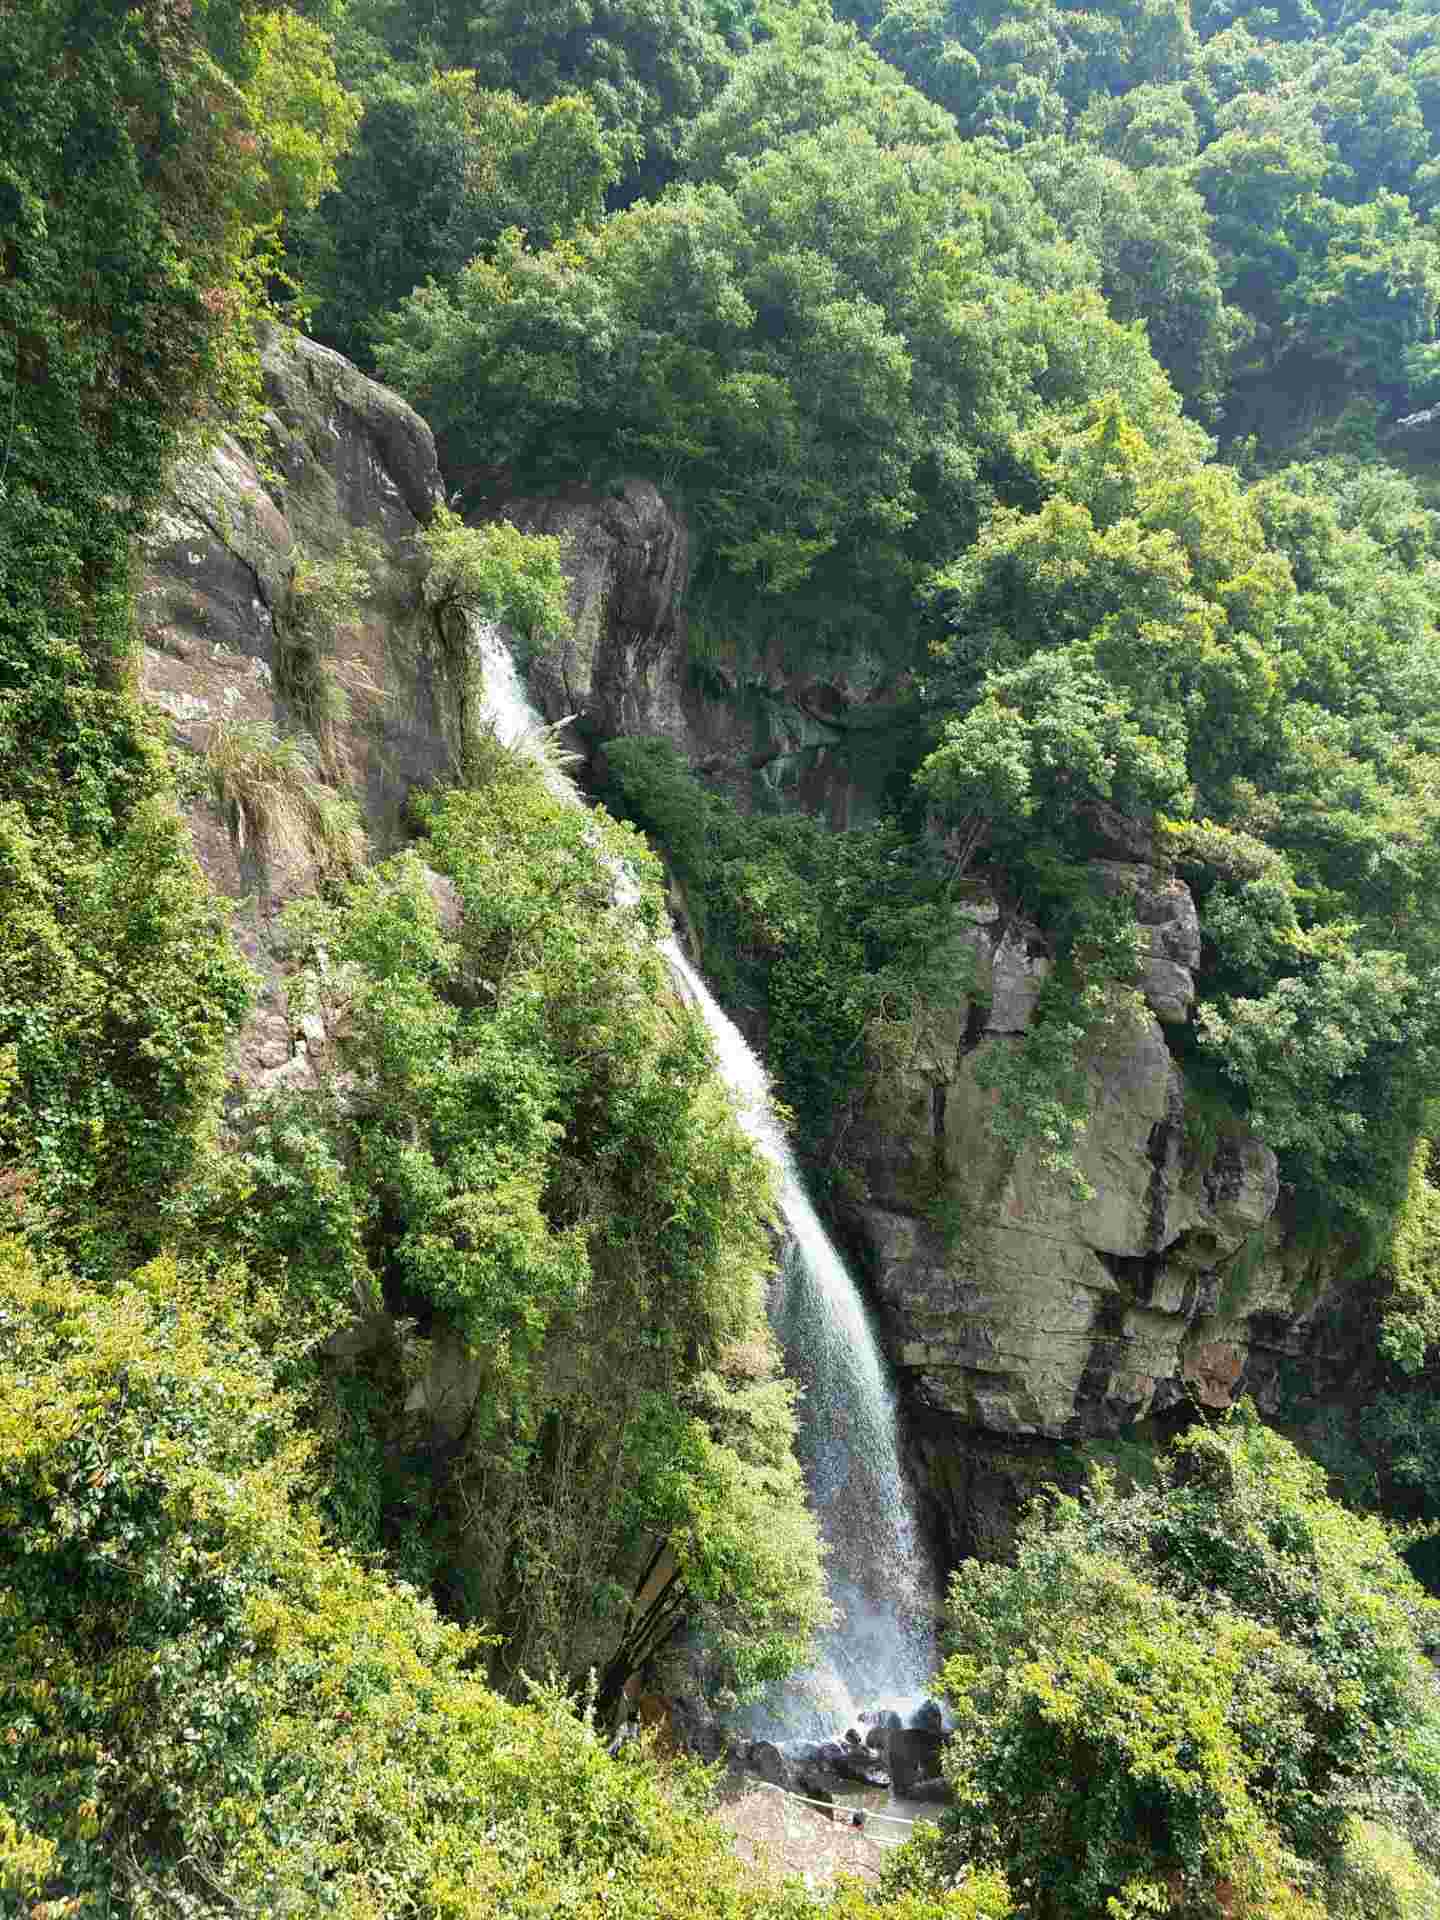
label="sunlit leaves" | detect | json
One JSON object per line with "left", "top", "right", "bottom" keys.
{"left": 912, "top": 1415, "right": 1440, "bottom": 1920}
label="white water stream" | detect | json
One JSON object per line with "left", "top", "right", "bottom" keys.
{"left": 474, "top": 628, "right": 935, "bottom": 1737}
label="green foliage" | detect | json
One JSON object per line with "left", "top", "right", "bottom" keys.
{"left": 1215, "top": 1227, "right": 1268, "bottom": 1320}
{"left": 919, "top": 646, "right": 1192, "bottom": 869}
{"left": 1326, "top": 1818, "right": 1440, "bottom": 1920}
{"left": 231, "top": 749, "right": 828, "bottom": 1697}
{"left": 414, "top": 510, "right": 574, "bottom": 774}
{"left": 0, "top": 0, "right": 356, "bottom": 1267}
{"left": 841, "top": 1844, "right": 1017, "bottom": 1919}
{"left": 0, "top": 1243, "right": 306, "bottom": 1903}
{"left": 854, "top": 0, "right": 1440, "bottom": 420}
{"left": 20, "top": 0, "right": 1440, "bottom": 1895}
{"left": 375, "top": 126, "right": 1099, "bottom": 669}
{"left": 969, "top": 963, "right": 1145, "bottom": 1200}
{"left": 680, "top": 3, "right": 960, "bottom": 180}
{"left": 244, "top": 6, "right": 362, "bottom": 217}
{"left": 598, "top": 737, "right": 719, "bottom": 932}
{"left": 918, "top": 396, "right": 1440, "bottom": 1243}
{"left": 0, "top": 798, "right": 252, "bottom": 1272}
{"left": 340, "top": 0, "right": 734, "bottom": 187}
{"left": 914, "top": 1411, "right": 1440, "bottom": 1920}
{"left": 0, "top": 1233, "right": 940, "bottom": 1919}
{"left": 293, "top": 75, "right": 626, "bottom": 363}
{"left": 1377, "top": 1140, "right": 1440, "bottom": 1374}
{"left": 870, "top": 0, "right": 1196, "bottom": 147}
{"left": 421, "top": 508, "right": 574, "bottom": 653}
{"left": 273, "top": 534, "right": 383, "bottom": 772}
{"left": 596, "top": 738, "right": 965, "bottom": 1173}
{"left": 0, "top": 1806, "right": 56, "bottom": 1907}
{"left": 1358, "top": 1396, "right": 1440, "bottom": 1520}
{"left": 1016, "top": 138, "right": 1244, "bottom": 416}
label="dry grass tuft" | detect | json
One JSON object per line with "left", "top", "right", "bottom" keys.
{"left": 204, "top": 719, "right": 365, "bottom": 878}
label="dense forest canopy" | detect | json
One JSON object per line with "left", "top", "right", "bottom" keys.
{"left": 284, "top": 0, "right": 1440, "bottom": 1251}
{"left": 9, "top": 0, "right": 1440, "bottom": 1912}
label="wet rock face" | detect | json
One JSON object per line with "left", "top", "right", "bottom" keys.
{"left": 837, "top": 882, "right": 1336, "bottom": 1447}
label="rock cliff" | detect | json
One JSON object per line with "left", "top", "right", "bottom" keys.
{"left": 140, "top": 328, "right": 452, "bottom": 844}
{"left": 138, "top": 328, "right": 458, "bottom": 1090}
{"left": 498, "top": 484, "right": 920, "bottom": 827}
{"left": 837, "top": 867, "right": 1345, "bottom": 1550}
{"left": 140, "top": 334, "right": 1357, "bottom": 1568}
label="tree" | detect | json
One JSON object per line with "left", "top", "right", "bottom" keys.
{"left": 920, "top": 405, "right": 1440, "bottom": 1242}
{"left": 292, "top": 75, "right": 625, "bottom": 364}
{"left": 340, "top": 0, "right": 735, "bottom": 190}
{"left": 1019, "top": 139, "right": 1242, "bottom": 414}
{"left": 375, "top": 121, "right": 1106, "bottom": 666}
{"left": 680, "top": 1, "right": 958, "bottom": 181}
{"left": 1287, "top": 192, "right": 1440, "bottom": 387}
{"left": 870, "top": 0, "right": 1195, "bottom": 146}
{"left": 918, "top": 649, "right": 1191, "bottom": 875}
{"left": 900, "top": 1413, "right": 1440, "bottom": 1920}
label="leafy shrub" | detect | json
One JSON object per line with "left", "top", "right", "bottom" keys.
{"left": 1379, "top": 1141, "right": 1440, "bottom": 1375}
{"left": 420, "top": 507, "right": 573, "bottom": 654}
{"left": 0, "top": 799, "right": 252, "bottom": 1271}
{"left": 1326, "top": 1817, "right": 1440, "bottom": 1920}
{"left": 598, "top": 736, "right": 719, "bottom": 933}
{"left": 914, "top": 1410, "right": 1440, "bottom": 1920}
{"left": 0, "top": 0, "right": 349, "bottom": 1268}
{"left": 0, "top": 1233, "right": 927, "bottom": 1919}
{"left": 292, "top": 77, "right": 624, "bottom": 364}
{"left": 275, "top": 536, "right": 384, "bottom": 772}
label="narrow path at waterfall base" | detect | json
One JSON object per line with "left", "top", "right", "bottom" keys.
{"left": 714, "top": 1779, "right": 938, "bottom": 1889}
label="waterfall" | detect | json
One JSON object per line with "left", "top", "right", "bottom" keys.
{"left": 659, "top": 947, "right": 934, "bottom": 1736}
{"left": 474, "top": 625, "right": 935, "bottom": 1736}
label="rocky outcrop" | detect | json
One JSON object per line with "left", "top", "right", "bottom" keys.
{"left": 488, "top": 466, "right": 1350, "bottom": 1529}
{"left": 138, "top": 337, "right": 1359, "bottom": 1583}
{"left": 1090, "top": 860, "right": 1201, "bottom": 1023}
{"left": 497, "top": 480, "right": 692, "bottom": 750}
{"left": 494, "top": 481, "right": 919, "bottom": 826}
{"left": 840, "top": 875, "right": 1339, "bottom": 1469}
{"left": 138, "top": 330, "right": 469, "bottom": 1097}
{"left": 139, "top": 329, "right": 454, "bottom": 854}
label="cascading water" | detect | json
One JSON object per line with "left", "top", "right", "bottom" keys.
{"left": 473, "top": 624, "right": 936, "bottom": 1737}
{"left": 659, "top": 948, "right": 935, "bottom": 1737}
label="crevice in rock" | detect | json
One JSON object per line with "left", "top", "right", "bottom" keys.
{"left": 1066, "top": 1291, "right": 1137, "bottom": 1437}
{"left": 1095, "top": 1246, "right": 1165, "bottom": 1306}
{"left": 186, "top": 502, "right": 279, "bottom": 614}
{"left": 1202, "top": 1133, "right": 1248, "bottom": 1211}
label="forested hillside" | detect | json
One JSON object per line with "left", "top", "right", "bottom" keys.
{"left": 8, "top": 0, "right": 1440, "bottom": 1912}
